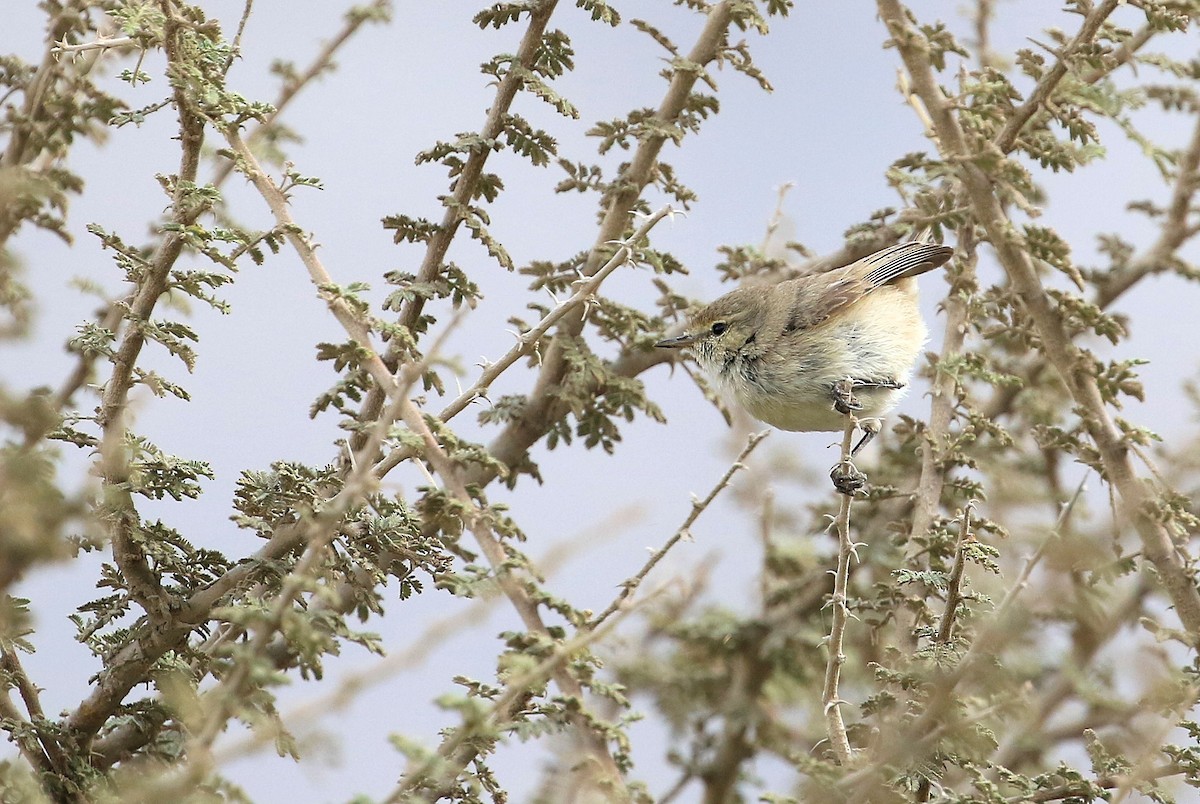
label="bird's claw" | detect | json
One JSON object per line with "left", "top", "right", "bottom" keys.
{"left": 830, "top": 460, "right": 868, "bottom": 496}
{"left": 832, "top": 382, "right": 863, "bottom": 415}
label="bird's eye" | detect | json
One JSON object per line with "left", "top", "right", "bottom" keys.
{"left": 710, "top": 321, "right": 728, "bottom": 336}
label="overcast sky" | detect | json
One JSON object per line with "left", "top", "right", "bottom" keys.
{"left": 4, "top": 2, "right": 1199, "bottom": 801}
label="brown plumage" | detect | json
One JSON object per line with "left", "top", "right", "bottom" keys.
{"left": 656, "top": 241, "right": 954, "bottom": 432}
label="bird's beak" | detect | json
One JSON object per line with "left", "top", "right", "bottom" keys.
{"left": 655, "top": 332, "right": 696, "bottom": 349}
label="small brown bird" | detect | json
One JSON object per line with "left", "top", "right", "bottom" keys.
{"left": 655, "top": 241, "right": 954, "bottom": 438}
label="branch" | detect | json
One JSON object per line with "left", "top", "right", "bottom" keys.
{"left": 934, "top": 502, "right": 973, "bottom": 646}
{"left": 32, "top": 3, "right": 390, "bottom": 436}
{"left": 981, "top": 108, "right": 1200, "bottom": 429}
{"left": 1095, "top": 110, "right": 1200, "bottom": 308}
{"left": 349, "top": 0, "right": 563, "bottom": 453}
{"left": 878, "top": 0, "right": 1200, "bottom": 641}
{"left": 589, "top": 430, "right": 768, "bottom": 629}
{"left": 992, "top": 0, "right": 1121, "bottom": 153}
{"left": 126, "top": 358, "right": 426, "bottom": 798}
{"left": 223, "top": 129, "right": 394, "bottom": 392}
{"left": 0, "top": 648, "right": 61, "bottom": 781}
{"left": 94, "top": 5, "right": 211, "bottom": 626}
{"left": 51, "top": 35, "right": 136, "bottom": 55}
{"left": 473, "top": 0, "right": 736, "bottom": 487}
{"left": 386, "top": 598, "right": 642, "bottom": 802}
{"left": 65, "top": 51, "right": 418, "bottom": 749}
{"left": 209, "top": 0, "right": 391, "bottom": 190}
{"left": 822, "top": 408, "right": 860, "bottom": 766}
{"left": 437, "top": 207, "right": 675, "bottom": 425}
{"left": 372, "top": 205, "right": 677, "bottom": 480}
{"left": 908, "top": 229, "right": 974, "bottom": 545}
{"left": 396, "top": 400, "right": 627, "bottom": 797}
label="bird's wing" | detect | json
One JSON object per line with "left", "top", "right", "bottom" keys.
{"left": 861, "top": 241, "right": 955, "bottom": 286}
{"left": 779, "top": 242, "right": 954, "bottom": 334}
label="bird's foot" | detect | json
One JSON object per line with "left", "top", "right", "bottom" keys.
{"left": 832, "top": 378, "right": 905, "bottom": 415}
{"left": 831, "top": 381, "right": 863, "bottom": 415}
{"left": 830, "top": 460, "right": 868, "bottom": 496}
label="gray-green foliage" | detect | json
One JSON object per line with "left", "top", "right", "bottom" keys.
{"left": 3, "top": 1, "right": 1200, "bottom": 802}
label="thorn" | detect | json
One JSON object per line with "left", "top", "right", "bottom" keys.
{"left": 823, "top": 698, "right": 849, "bottom": 714}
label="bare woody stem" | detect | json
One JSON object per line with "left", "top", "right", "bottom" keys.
{"left": 878, "top": 0, "right": 1200, "bottom": 641}
{"left": 991, "top": 0, "right": 1121, "bottom": 153}
{"left": 934, "top": 502, "right": 973, "bottom": 647}
{"left": 96, "top": 2, "right": 212, "bottom": 626}
{"left": 823, "top": 413, "right": 858, "bottom": 766}
{"left": 397, "top": 400, "right": 627, "bottom": 798}
{"left": 223, "top": 129, "right": 394, "bottom": 392}
{"left": 909, "top": 231, "right": 975, "bottom": 545}
{"left": 349, "top": 0, "right": 562, "bottom": 453}
{"left": 589, "top": 430, "right": 769, "bottom": 630}
{"left": 209, "top": 0, "right": 390, "bottom": 191}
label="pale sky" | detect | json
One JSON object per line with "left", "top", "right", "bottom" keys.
{"left": 4, "top": 2, "right": 1198, "bottom": 801}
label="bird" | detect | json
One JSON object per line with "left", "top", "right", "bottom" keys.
{"left": 655, "top": 240, "right": 954, "bottom": 452}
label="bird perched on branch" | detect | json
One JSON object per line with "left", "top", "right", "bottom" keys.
{"left": 656, "top": 240, "right": 954, "bottom": 472}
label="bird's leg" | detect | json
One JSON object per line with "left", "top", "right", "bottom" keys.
{"left": 829, "top": 379, "right": 869, "bottom": 496}
{"left": 850, "top": 417, "right": 882, "bottom": 457}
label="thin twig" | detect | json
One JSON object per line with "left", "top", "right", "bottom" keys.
{"left": 908, "top": 228, "right": 974, "bottom": 546}
{"left": 992, "top": 0, "right": 1122, "bottom": 153}
{"left": 436, "top": 207, "right": 676, "bottom": 424}
{"left": 210, "top": 0, "right": 390, "bottom": 189}
{"left": 94, "top": 4, "right": 210, "bottom": 630}
{"left": 589, "top": 430, "right": 768, "bottom": 630}
{"left": 0, "top": 650, "right": 59, "bottom": 778}
{"left": 915, "top": 501, "right": 976, "bottom": 801}
{"left": 455, "top": 0, "right": 738, "bottom": 493}
{"left": 822, "top": 409, "right": 859, "bottom": 765}
{"left": 222, "top": 0, "right": 255, "bottom": 73}
{"left": 133, "top": 361, "right": 424, "bottom": 799}
{"left": 371, "top": 206, "right": 677, "bottom": 479}
{"left": 223, "top": 129, "right": 393, "bottom": 392}
{"left": 761, "top": 181, "right": 794, "bottom": 253}
{"left": 934, "top": 501, "right": 974, "bottom": 647}
{"left": 51, "top": 35, "right": 137, "bottom": 55}
{"left": 347, "top": 0, "right": 562, "bottom": 452}
{"left": 384, "top": 574, "right": 654, "bottom": 802}
{"left": 974, "top": 0, "right": 996, "bottom": 69}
